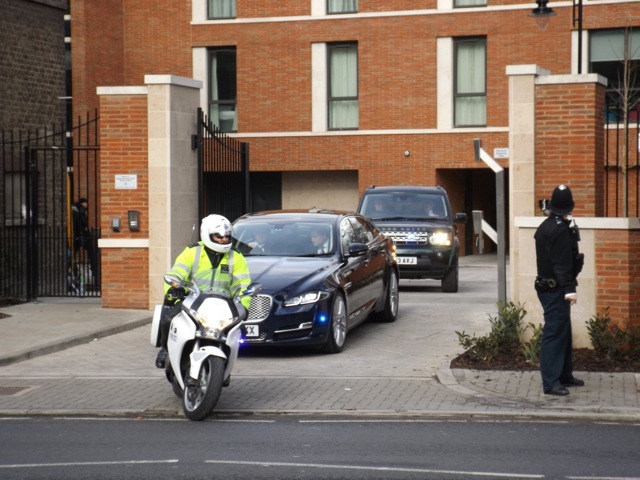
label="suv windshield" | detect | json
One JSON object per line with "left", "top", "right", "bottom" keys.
{"left": 359, "top": 192, "right": 449, "bottom": 221}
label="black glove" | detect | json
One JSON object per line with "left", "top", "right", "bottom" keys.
{"left": 167, "top": 286, "right": 186, "bottom": 301}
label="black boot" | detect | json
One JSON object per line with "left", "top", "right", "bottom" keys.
{"left": 155, "top": 348, "right": 167, "bottom": 369}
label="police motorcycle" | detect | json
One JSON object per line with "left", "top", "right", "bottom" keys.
{"left": 150, "top": 274, "right": 260, "bottom": 421}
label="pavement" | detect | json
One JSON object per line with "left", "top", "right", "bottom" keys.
{"left": 0, "top": 255, "right": 638, "bottom": 422}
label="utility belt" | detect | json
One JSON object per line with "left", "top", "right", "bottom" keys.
{"left": 535, "top": 276, "right": 558, "bottom": 293}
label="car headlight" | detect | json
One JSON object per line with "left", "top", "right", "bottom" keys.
{"left": 429, "top": 231, "right": 451, "bottom": 246}
{"left": 283, "top": 291, "right": 328, "bottom": 307}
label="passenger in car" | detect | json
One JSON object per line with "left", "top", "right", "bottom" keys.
{"left": 310, "top": 226, "right": 331, "bottom": 254}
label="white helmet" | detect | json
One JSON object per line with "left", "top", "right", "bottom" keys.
{"left": 200, "top": 214, "right": 234, "bottom": 253}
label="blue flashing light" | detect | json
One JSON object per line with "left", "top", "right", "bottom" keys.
{"left": 317, "top": 314, "right": 328, "bottom": 324}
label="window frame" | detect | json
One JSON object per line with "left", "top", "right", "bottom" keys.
{"left": 207, "top": 0, "right": 236, "bottom": 20}
{"left": 590, "top": 28, "right": 640, "bottom": 124}
{"left": 453, "top": 0, "right": 487, "bottom": 7}
{"left": 453, "top": 36, "right": 487, "bottom": 128}
{"left": 327, "top": 0, "right": 358, "bottom": 14}
{"left": 208, "top": 47, "right": 237, "bottom": 132}
{"left": 327, "top": 42, "right": 359, "bottom": 131}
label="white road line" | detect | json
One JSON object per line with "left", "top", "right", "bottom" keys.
{"left": 0, "top": 460, "right": 178, "bottom": 469}
{"left": 204, "top": 459, "right": 544, "bottom": 478}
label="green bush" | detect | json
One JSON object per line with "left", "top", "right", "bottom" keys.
{"left": 586, "top": 307, "right": 640, "bottom": 362}
{"left": 456, "top": 301, "right": 541, "bottom": 364}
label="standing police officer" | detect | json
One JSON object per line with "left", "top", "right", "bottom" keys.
{"left": 534, "top": 185, "right": 585, "bottom": 396}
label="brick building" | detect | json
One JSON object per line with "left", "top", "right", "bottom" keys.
{"left": 70, "top": 0, "right": 640, "bottom": 337}
{"left": 70, "top": 0, "right": 639, "bottom": 253}
{"left": 0, "top": 0, "right": 68, "bottom": 131}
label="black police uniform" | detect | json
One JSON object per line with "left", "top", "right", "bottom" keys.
{"left": 534, "top": 213, "right": 582, "bottom": 394}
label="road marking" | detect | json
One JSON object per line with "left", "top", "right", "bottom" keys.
{"left": 0, "top": 460, "right": 178, "bottom": 469}
{"left": 205, "top": 459, "right": 543, "bottom": 478}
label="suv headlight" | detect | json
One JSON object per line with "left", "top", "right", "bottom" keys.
{"left": 429, "top": 232, "right": 451, "bottom": 246}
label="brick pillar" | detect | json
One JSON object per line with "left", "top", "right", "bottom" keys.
{"left": 97, "top": 76, "right": 201, "bottom": 309}
{"left": 534, "top": 74, "right": 606, "bottom": 216}
{"left": 595, "top": 227, "right": 640, "bottom": 328}
{"left": 146, "top": 75, "right": 201, "bottom": 310}
{"left": 97, "top": 87, "right": 150, "bottom": 309}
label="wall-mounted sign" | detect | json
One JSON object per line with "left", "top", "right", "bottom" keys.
{"left": 493, "top": 148, "right": 509, "bottom": 159}
{"left": 115, "top": 174, "right": 137, "bottom": 189}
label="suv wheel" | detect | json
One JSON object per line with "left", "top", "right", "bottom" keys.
{"left": 441, "top": 262, "right": 459, "bottom": 293}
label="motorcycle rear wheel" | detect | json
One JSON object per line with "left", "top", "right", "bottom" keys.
{"left": 183, "top": 356, "right": 225, "bottom": 421}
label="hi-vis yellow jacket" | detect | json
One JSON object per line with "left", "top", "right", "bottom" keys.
{"left": 165, "top": 242, "right": 252, "bottom": 309}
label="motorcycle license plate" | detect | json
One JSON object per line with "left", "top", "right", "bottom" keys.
{"left": 397, "top": 257, "right": 417, "bottom": 265}
{"left": 244, "top": 324, "right": 260, "bottom": 337}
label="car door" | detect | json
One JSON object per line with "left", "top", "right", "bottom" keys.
{"left": 349, "top": 215, "right": 386, "bottom": 302}
{"left": 338, "top": 217, "right": 370, "bottom": 327}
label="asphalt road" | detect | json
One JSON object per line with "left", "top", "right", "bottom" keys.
{"left": 1, "top": 416, "right": 638, "bottom": 480}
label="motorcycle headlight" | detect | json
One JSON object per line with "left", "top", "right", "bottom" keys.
{"left": 429, "top": 231, "right": 451, "bottom": 246}
{"left": 190, "top": 308, "right": 237, "bottom": 340}
{"left": 283, "top": 291, "right": 328, "bottom": 307}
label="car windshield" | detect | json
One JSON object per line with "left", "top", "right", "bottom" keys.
{"left": 361, "top": 193, "right": 449, "bottom": 220}
{"left": 233, "top": 220, "right": 336, "bottom": 257}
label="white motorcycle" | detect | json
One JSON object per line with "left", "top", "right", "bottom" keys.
{"left": 150, "top": 274, "right": 260, "bottom": 421}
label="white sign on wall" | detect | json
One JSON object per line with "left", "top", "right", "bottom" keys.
{"left": 493, "top": 148, "right": 509, "bottom": 159}
{"left": 115, "top": 174, "right": 138, "bottom": 189}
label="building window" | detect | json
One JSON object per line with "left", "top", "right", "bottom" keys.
{"left": 328, "top": 43, "right": 358, "bottom": 130}
{"left": 454, "top": 0, "right": 487, "bottom": 6}
{"left": 209, "top": 48, "right": 237, "bottom": 132}
{"left": 327, "top": 0, "right": 357, "bottom": 14}
{"left": 208, "top": 0, "right": 235, "bottom": 19}
{"left": 3, "top": 172, "right": 26, "bottom": 226}
{"left": 590, "top": 28, "right": 640, "bottom": 123}
{"left": 454, "top": 37, "right": 486, "bottom": 127}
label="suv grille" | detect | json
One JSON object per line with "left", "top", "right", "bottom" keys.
{"left": 248, "top": 294, "right": 272, "bottom": 321}
{"left": 381, "top": 227, "right": 430, "bottom": 246}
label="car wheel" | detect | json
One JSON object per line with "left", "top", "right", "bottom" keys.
{"left": 322, "top": 293, "right": 347, "bottom": 354}
{"left": 441, "top": 261, "right": 459, "bottom": 293}
{"left": 373, "top": 269, "right": 399, "bottom": 323}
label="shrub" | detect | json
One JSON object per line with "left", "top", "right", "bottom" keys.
{"left": 586, "top": 307, "right": 640, "bottom": 362}
{"left": 456, "top": 301, "right": 540, "bottom": 364}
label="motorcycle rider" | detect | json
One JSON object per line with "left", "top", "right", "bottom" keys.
{"left": 155, "top": 214, "right": 252, "bottom": 368}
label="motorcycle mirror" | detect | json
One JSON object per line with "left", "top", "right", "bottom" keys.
{"left": 244, "top": 283, "right": 262, "bottom": 296}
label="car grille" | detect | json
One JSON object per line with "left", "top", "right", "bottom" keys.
{"left": 248, "top": 294, "right": 272, "bottom": 321}
{"left": 381, "top": 227, "right": 430, "bottom": 245}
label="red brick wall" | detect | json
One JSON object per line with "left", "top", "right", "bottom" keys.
{"left": 99, "top": 93, "right": 149, "bottom": 309}
{"left": 534, "top": 81, "right": 606, "bottom": 217}
{"left": 595, "top": 229, "right": 640, "bottom": 327}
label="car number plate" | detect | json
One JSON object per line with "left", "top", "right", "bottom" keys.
{"left": 244, "top": 324, "right": 260, "bottom": 337}
{"left": 397, "top": 257, "right": 417, "bottom": 265}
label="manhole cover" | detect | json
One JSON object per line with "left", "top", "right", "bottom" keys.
{"left": 0, "top": 386, "right": 29, "bottom": 396}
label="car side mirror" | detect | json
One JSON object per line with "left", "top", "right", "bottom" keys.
{"left": 348, "top": 243, "right": 368, "bottom": 257}
{"left": 454, "top": 213, "right": 467, "bottom": 224}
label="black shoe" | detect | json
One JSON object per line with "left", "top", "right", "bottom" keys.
{"left": 155, "top": 348, "right": 167, "bottom": 369}
{"left": 562, "top": 377, "right": 585, "bottom": 387}
{"left": 544, "top": 385, "right": 569, "bottom": 396}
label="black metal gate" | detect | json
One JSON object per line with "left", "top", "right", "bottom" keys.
{"left": 0, "top": 113, "right": 100, "bottom": 301}
{"left": 195, "top": 108, "right": 250, "bottom": 222}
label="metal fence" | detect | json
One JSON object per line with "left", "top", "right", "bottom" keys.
{"left": 605, "top": 96, "right": 640, "bottom": 218}
{"left": 196, "top": 108, "right": 250, "bottom": 222}
{"left": 0, "top": 112, "right": 100, "bottom": 301}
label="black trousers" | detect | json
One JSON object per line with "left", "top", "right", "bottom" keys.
{"left": 159, "top": 303, "right": 182, "bottom": 350}
{"left": 537, "top": 288, "right": 574, "bottom": 392}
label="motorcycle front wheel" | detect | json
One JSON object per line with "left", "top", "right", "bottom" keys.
{"left": 183, "top": 356, "right": 225, "bottom": 421}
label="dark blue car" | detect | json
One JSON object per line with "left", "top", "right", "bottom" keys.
{"left": 233, "top": 209, "right": 399, "bottom": 353}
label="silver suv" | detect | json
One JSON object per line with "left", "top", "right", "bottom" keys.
{"left": 356, "top": 185, "right": 466, "bottom": 292}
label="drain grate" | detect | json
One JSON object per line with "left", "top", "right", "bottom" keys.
{"left": 0, "top": 386, "right": 29, "bottom": 396}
